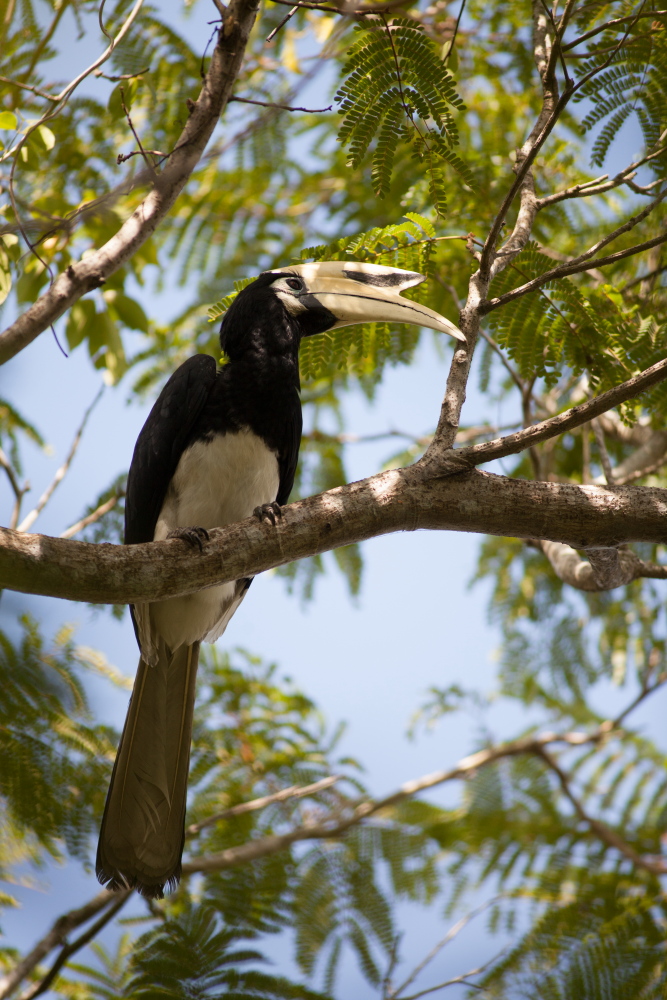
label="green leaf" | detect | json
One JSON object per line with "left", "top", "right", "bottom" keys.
{"left": 0, "top": 247, "right": 12, "bottom": 306}
{"left": 36, "top": 124, "right": 55, "bottom": 150}
{"left": 66, "top": 299, "right": 97, "bottom": 351}
{"left": 0, "top": 111, "right": 17, "bottom": 130}
{"left": 105, "top": 290, "right": 149, "bottom": 332}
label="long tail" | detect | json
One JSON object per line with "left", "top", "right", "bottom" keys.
{"left": 96, "top": 640, "right": 200, "bottom": 899}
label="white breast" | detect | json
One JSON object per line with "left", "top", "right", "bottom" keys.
{"left": 149, "top": 430, "right": 280, "bottom": 650}
{"left": 154, "top": 429, "right": 280, "bottom": 539}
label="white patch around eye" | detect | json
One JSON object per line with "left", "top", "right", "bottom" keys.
{"left": 271, "top": 277, "right": 308, "bottom": 315}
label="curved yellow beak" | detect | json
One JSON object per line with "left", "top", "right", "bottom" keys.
{"left": 264, "top": 261, "right": 465, "bottom": 341}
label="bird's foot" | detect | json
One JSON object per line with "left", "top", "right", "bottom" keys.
{"left": 254, "top": 502, "right": 282, "bottom": 526}
{"left": 167, "top": 526, "right": 210, "bottom": 551}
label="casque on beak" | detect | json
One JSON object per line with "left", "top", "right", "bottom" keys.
{"left": 265, "top": 261, "right": 465, "bottom": 341}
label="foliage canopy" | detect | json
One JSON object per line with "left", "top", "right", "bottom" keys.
{"left": 1, "top": 0, "right": 667, "bottom": 997}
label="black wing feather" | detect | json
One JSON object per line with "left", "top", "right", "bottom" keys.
{"left": 125, "top": 355, "right": 217, "bottom": 545}
{"left": 276, "top": 383, "right": 302, "bottom": 506}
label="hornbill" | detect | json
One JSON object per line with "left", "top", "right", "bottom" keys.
{"left": 96, "top": 261, "right": 464, "bottom": 899}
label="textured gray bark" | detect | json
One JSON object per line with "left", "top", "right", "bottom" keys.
{"left": 3, "top": 467, "right": 667, "bottom": 605}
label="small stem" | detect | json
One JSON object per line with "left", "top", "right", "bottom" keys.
{"left": 17, "top": 389, "right": 103, "bottom": 533}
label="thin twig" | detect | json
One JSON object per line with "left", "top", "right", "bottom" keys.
{"left": 614, "top": 455, "right": 667, "bottom": 485}
{"left": 266, "top": 4, "right": 300, "bottom": 42}
{"left": 0, "top": 74, "right": 59, "bottom": 101}
{"left": 94, "top": 66, "right": 150, "bottom": 80}
{"left": 0, "top": 0, "right": 145, "bottom": 168}
{"left": 17, "top": 388, "right": 103, "bottom": 533}
{"left": 60, "top": 493, "right": 121, "bottom": 539}
{"left": 442, "top": 0, "right": 467, "bottom": 66}
{"left": 2, "top": 0, "right": 145, "bottom": 348}
{"left": 22, "top": 891, "right": 130, "bottom": 1000}
{"left": 478, "top": 329, "right": 524, "bottom": 395}
{"left": 186, "top": 775, "right": 342, "bottom": 836}
{"left": 483, "top": 229, "right": 667, "bottom": 314}
{"left": 265, "top": 0, "right": 340, "bottom": 11}
{"left": 392, "top": 897, "right": 503, "bottom": 997}
{"left": 183, "top": 724, "right": 624, "bottom": 878}
{"left": 0, "top": 890, "right": 131, "bottom": 1000}
{"left": 397, "top": 953, "right": 503, "bottom": 999}
{"left": 229, "top": 95, "right": 332, "bottom": 112}
{"left": 592, "top": 418, "right": 614, "bottom": 483}
{"left": 479, "top": 81, "right": 575, "bottom": 279}
{"left": 0, "top": 0, "right": 261, "bottom": 366}
{"left": 0, "top": 446, "right": 23, "bottom": 503}
{"left": 538, "top": 136, "right": 667, "bottom": 208}
{"left": 622, "top": 262, "right": 667, "bottom": 292}
{"left": 562, "top": 9, "right": 667, "bottom": 51}
{"left": 456, "top": 354, "right": 667, "bottom": 468}
{"left": 0, "top": 446, "right": 29, "bottom": 530}
{"left": 118, "top": 86, "right": 157, "bottom": 178}
{"left": 537, "top": 746, "right": 664, "bottom": 875}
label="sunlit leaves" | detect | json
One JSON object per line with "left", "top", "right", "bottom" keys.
{"left": 335, "top": 17, "right": 468, "bottom": 205}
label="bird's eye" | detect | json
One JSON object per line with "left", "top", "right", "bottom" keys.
{"left": 286, "top": 277, "right": 303, "bottom": 291}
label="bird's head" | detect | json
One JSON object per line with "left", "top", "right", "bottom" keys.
{"left": 219, "top": 260, "right": 464, "bottom": 359}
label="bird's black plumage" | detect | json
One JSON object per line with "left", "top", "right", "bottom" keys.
{"left": 96, "top": 262, "right": 460, "bottom": 899}
{"left": 124, "top": 354, "right": 217, "bottom": 546}
{"left": 124, "top": 272, "right": 335, "bottom": 545}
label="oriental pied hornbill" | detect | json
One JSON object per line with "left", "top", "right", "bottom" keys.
{"left": 96, "top": 261, "right": 464, "bottom": 899}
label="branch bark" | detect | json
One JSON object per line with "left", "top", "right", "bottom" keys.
{"left": 534, "top": 539, "right": 667, "bottom": 591}
{"left": 4, "top": 466, "right": 667, "bottom": 605}
{"left": 0, "top": 0, "right": 260, "bottom": 365}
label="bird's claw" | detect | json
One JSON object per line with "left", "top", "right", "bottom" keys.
{"left": 254, "top": 502, "right": 282, "bottom": 526}
{"left": 167, "top": 526, "right": 210, "bottom": 551}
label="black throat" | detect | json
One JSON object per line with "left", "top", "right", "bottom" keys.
{"left": 181, "top": 282, "right": 306, "bottom": 504}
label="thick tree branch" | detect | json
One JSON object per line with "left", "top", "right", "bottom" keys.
{"left": 6, "top": 463, "right": 667, "bottom": 605}
{"left": 0, "top": 0, "right": 260, "bottom": 365}
{"left": 535, "top": 539, "right": 640, "bottom": 591}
